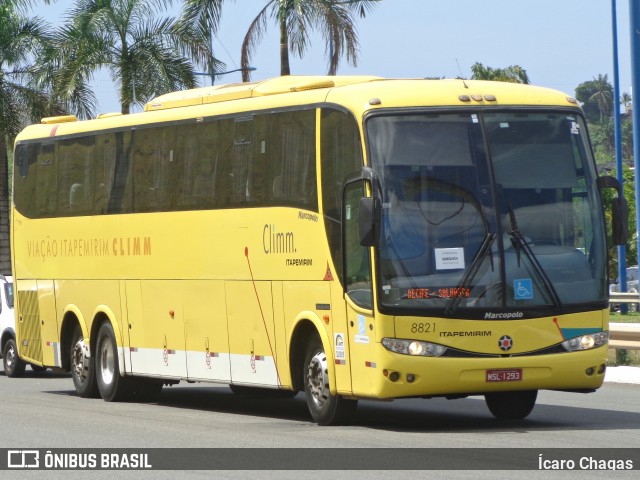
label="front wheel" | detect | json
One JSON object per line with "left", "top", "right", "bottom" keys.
{"left": 95, "top": 322, "right": 134, "bottom": 402}
{"left": 485, "top": 390, "right": 538, "bottom": 420}
{"left": 3, "top": 338, "right": 26, "bottom": 378}
{"left": 303, "top": 336, "right": 357, "bottom": 425}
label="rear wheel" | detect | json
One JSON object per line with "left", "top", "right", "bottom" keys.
{"left": 95, "top": 322, "right": 134, "bottom": 402}
{"left": 71, "top": 326, "right": 99, "bottom": 397}
{"left": 485, "top": 390, "right": 538, "bottom": 420}
{"left": 3, "top": 338, "right": 26, "bottom": 378}
{"left": 303, "top": 336, "right": 357, "bottom": 425}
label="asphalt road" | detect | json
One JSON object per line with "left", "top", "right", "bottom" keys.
{"left": 1, "top": 366, "right": 638, "bottom": 479}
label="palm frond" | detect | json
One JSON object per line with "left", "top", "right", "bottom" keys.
{"left": 241, "top": 2, "right": 272, "bottom": 81}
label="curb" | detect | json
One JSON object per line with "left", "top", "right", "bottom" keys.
{"left": 604, "top": 365, "right": 640, "bottom": 384}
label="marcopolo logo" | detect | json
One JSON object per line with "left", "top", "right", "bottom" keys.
{"left": 498, "top": 335, "right": 514, "bottom": 352}
{"left": 484, "top": 311, "right": 524, "bottom": 320}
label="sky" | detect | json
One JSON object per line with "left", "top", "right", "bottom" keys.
{"left": 35, "top": 0, "right": 634, "bottom": 115}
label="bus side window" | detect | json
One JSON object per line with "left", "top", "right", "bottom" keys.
{"left": 94, "top": 134, "right": 117, "bottom": 214}
{"left": 217, "top": 119, "right": 235, "bottom": 208}
{"left": 13, "top": 143, "right": 41, "bottom": 218}
{"left": 265, "top": 109, "right": 317, "bottom": 210}
{"left": 131, "top": 129, "right": 157, "bottom": 212}
{"left": 183, "top": 123, "right": 219, "bottom": 210}
{"left": 250, "top": 115, "right": 268, "bottom": 205}
{"left": 107, "top": 130, "right": 134, "bottom": 214}
{"left": 320, "top": 107, "right": 364, "bottom": 283}
{"left": 232, "top": 117, "right": 253, "bottom": 205}
{"left": 343, "top": 181, "right": 373, "bottom": 309}
{"left": 57, "top": 137, "right": 94, "bottom": 216}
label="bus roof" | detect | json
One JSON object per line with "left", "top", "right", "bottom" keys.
{"left": 17, "top": 76, "right": 579, "bottom": 142}
{"left": 144, "top": 75, "right": 382, "bottom": 111}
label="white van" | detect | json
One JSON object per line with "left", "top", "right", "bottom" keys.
{"left": 0, "top": 275, "right": 46, "bottom": 376}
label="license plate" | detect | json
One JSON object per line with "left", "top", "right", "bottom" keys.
{"left": 486, "top": 368, "right": 522, "bottom": 382}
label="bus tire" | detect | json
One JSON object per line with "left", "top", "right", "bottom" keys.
{"left": 3, "top": 338, "right": 26, "bottom": 378}
{"left": 485, "top": 390, "right": 538, "bottom": 420}
{"left": 71, "top": 326, "right": 99, "bottom": 398}
{"left": 95, "top": 322, "right": 134, "bottom": 402}
{"left": 303, "top": 336, "right": 357, "bottom": 425}
{"left": 30, "top": 364, "right": 47, "bottom": 373}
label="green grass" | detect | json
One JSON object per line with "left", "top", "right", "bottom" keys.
{"left": 609, "top": 311, "right": 640, "bottom": 323}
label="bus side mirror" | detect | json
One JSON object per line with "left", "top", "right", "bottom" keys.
{"left": 597, "top": 176, "right": 628, "bottom": 246}
{"left": 359, "top": 197, "right": 376, "bottom": 247}
{"left": 611, "top": 197, "right": 629, "bottom": 246}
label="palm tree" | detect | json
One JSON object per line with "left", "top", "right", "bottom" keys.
{"left": 576, "top": 75, "right": 613, "bottom": 124}
{"left": 176, "top": 0, "right": 228, "bottom": 82}
{"left": 239, "top": 0, "right": 380, "bottom": 81}
{"left": 54, "top": 0, "right": 215, "bottom": 115}
{"left": 589, "top": 73, "right": 613, "bottom": 123}
{"left": 470, "top": 62, "right": 530, "bottom": 84}
{"left": 0, "top": 1, "right": 62, "bottom": 275}
{"left": 621, "top": 91, "right": 632, "bottom": 111}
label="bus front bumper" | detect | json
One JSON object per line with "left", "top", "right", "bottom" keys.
{"left": 348, "top": 345, "right": 608, "bottom": 399}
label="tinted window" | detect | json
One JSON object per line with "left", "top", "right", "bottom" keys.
{"left": 320, "top": 108, "right": 363, "bottom": 282}
{"left": 13, "top": 108, "right": 319, "bottom": 217}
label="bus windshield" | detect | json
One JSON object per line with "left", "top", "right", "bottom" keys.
{"left": 367, "top": 111, "right": 607, "bottom": 316}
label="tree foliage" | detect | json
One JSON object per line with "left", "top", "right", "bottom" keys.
{"left": 0, "top": 1, "right": 63, "bottom": 275}
{"left": 52, "top": 0, "right": 214, "bottom": 115}
{"left": 238, "top": 0, "right": 380, "bottom": 81}
{"left": 470, "top": 62, "right": 530, "bottom": 84}
{"left": 575, "top": 74, "right": 614, "bottom": 124}
{"left": 579, "top": 74, "right": 636, "bottom": 271}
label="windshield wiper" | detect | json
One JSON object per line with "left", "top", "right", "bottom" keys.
{"left": 444, "top": 232, "right": 496, "bottom": 316}
{"left": 507, "top": 204, "right": 562, "bottom": 308}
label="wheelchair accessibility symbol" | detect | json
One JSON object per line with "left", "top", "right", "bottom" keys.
{"left": 514, "top": 279, "right": 533, "bottom": 300}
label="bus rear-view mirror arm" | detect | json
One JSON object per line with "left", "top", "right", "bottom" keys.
{"left": 343, "top": 167, "right": 381, "bottom": 247}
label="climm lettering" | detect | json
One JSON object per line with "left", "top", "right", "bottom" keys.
{"left": 112, "top": 237, "right": 151, "bottom": 256}
{"left": 263, "top": 224, "right": 296, "bottom": 254}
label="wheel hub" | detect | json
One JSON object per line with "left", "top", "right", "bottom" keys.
{"left": 72, "top": 339, "right": 89, "bottom": 380}
{"left": 99, "top": 337, "right": 115, "bottom": 385}
{"left": 5, "top": 344, "right": 16, "bottom": 369}
{"left": 307, "top": 351, "right": 329, "bottom": 409}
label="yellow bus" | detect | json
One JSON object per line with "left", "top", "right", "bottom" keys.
{"left": 11, "top": 76, "right": 626, "bottom": 425}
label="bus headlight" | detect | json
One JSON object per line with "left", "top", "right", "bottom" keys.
{"left": 382, "top": 338, "right": 447, "bottom": 357}
{"left": 561, "top": 332, "right": 608, "bottom": 352}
